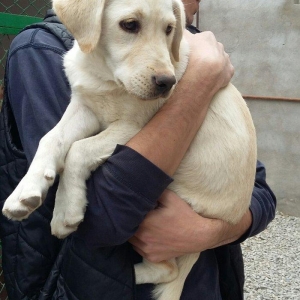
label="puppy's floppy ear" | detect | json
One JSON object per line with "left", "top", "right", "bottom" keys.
{"left": 52, "top": 0, "right": 106, "bottom": 53}
{"left": 172, "top": 0, "right": 185, "bottom": 62}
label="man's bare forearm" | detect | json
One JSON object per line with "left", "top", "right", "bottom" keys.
{"left": 126, "top": 80, "right": 212, "bottom": 176}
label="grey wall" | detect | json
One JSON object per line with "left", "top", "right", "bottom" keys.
{"left": 198, "top": 0, "right": 300, "bottom": 216}
{"left": 198, "top": 0, "right": 300, "bottom": 98}
{"left": 247, "top": 99, "right": 300, "bottom": 216}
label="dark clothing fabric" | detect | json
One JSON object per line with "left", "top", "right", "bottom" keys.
{"left": 0, "top": 10, "right": 276, "bottom": 300}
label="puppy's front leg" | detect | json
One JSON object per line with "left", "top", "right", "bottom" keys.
{"left": 3, "top": 101, "right": 100, "bottom": 221}
{"left": 51, "top": 121, "right": 141, "bottom": 238}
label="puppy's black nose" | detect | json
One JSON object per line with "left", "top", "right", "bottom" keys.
{"left": 152, "top": 75, "right": 176, "bottom": 95}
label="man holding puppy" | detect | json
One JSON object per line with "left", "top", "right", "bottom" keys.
{"left": 0, "top": 0, "right": 275, "bottom": 299}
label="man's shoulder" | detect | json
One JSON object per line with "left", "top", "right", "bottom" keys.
{"left": 9, "top": 26, "right": 67, "bottom": 58}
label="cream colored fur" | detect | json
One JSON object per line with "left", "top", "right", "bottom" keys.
{"left": 2, "top": 0, "right": 257, "bottom": 299}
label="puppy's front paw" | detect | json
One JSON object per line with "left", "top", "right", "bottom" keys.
{"left": 51, "top": 212, "right": 83, "bottom": 239}
{"left": 2, "top": 197, "right": 33, "bottom": 221}
{"left": 2, "top": 166, "right": 56, "bottom": 220}
{"left": 2, "top": 181, "right": 42, "bottom": 221}
{"left": 51, "top": 183, "right": 86, "bottom": 239}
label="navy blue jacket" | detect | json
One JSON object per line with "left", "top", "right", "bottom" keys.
{"left": 0, "top": 10, "right": 276, "bottom": 300}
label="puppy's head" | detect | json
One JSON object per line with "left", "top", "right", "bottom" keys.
{"left": 53, "top": 0, "right": 186, "bottom": 100}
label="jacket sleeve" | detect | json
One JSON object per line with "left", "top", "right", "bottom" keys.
{"left": 249, "top": 160, "right": 277, "bottom": 236}
{"left": 7, "top": 28, "right": 172, "bottom": 248}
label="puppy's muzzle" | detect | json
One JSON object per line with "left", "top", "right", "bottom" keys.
{"left": 152, "top": 75, "right": 176, "bottom": 96}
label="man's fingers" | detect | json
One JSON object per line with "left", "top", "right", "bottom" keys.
{"left": 129, "top": 236, "right": 159, "bottom": 262}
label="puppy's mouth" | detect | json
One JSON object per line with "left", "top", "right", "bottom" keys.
{"left": 141, "top": 90, "right": 172, "bottom": 101}
{"left": 116, "top": 75, "right": 175, "bottom": 101}
{"left": 131, "top": 89, "right": 173, "bottom": 101}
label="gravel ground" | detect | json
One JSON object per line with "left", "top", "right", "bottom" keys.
{"left": 242, "top": 211, "right": 300, "bottom": 300}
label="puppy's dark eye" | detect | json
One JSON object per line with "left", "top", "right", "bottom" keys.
{"left": 120, "top": 20, "right": 140, "bottom": 33}
{"left": 166, "top": 25, "right": 173, "bottom": 35}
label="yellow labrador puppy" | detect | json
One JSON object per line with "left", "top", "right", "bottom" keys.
{"left": 3, "top": 0, "right": 256, "bottom": 299}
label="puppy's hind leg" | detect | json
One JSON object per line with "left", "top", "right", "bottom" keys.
{"left": 3, "top": 101, "right": 100, "bottom": 221}
{"left": 152, "top": 253, "right": 200, "bottom": 300}
{"left": 135, "top": 259, "right": 179, "bottom": 285}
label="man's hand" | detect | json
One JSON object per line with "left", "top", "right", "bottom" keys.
{"left": 129, "top": 190, "right": 252, "bottom": 263}
{"left": 183, "top": 30, "right": 234, "bottom": 96}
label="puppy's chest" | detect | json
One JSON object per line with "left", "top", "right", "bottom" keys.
{"left": 82, "top": 93, "right": 162, "bottom": 128}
